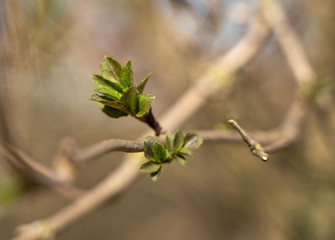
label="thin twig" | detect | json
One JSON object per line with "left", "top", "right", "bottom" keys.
{"left": 0, "top": 143, "right": 84, "bottom": 200}
{"left": 228, "top": 119, "right": 269, "bottom": 161}
{"left": 4, "top": 144, "right": 66, "bottom": 185}
{"left": 198, "top": 129, "right": 281, "bottom": 144}
{"left": 138, "top": 107, "right": 163, "bottom": 136}
{"left": 73, "top": 139, "right": 144, "bottom": 163}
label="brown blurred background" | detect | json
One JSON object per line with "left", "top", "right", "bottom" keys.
{"left": 0, "top": 0, "right": 335, "bottom": 239}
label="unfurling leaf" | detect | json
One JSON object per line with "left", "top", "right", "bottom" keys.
{"left": 184, "top": 132, "right": 203, "bottom": 150}
{"left": 144, "top": 136, "right": 159, "bottom": 159}
{"left": 136, "top": 73, "right": 152, "bottom": 94}
{"left": 140, "top": 161, "right": 161, "bottom": 173}
{"left": 95, "top": 88, "right": 121, "bottom": 101}
{"left": 136, "top": 94, "right": 154, "bottom": 117}
{"left": 90, "top": 94, "right": 129, "bottom": 113}
{"left": 93, "top": 74, "right": 123, "bottom": 93}
{"left": 173, "top": 131, "right": 184, "bottom": 152}
{"left": 120, "top": 60, "right": 133, "bottom": 89}
{"left": 179, "top": 148, "right": 193, "bottom": 157}
{"left": 165, "top": 135, "right": 174, "bottom": 151}
{"left": 100, "top": 105, "right": 128, "bottom": 118}
{"left": 121, "top": 86, "right": 138, "bottom": 115}
{"left": 153, "top": 143, "right": 168, "bottom": 162}
{"left": 150, "top": 168, "right": 161, "bottom": 181}
{"left": 175, "top": 156, "right": 187, "bottom": 167}
{"left": 99, "top": 56, "right": 122, "bottom": 82}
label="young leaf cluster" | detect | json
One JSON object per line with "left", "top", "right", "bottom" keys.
{"left": 140, "top": 131, "right": 203, "bottom": 181}
{"left": 91, "top": 56, "right": 154, "bottom": 119}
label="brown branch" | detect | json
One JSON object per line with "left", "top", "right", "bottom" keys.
{"left": 3, "top": 144, "right": 65, "bottom": 185}
{"left": 198, "top": 128, "right": 281, "bottom": 144}
{"left": 197, "top": 99, "right": 307, "bottom": 153}
{"left": 0, "top": 143, "right": 35, "bottom": 185}
{"left": 72, "top": 139, "right": 144, "bottom": 163}
{"left": 137, "top": 107, "right": 163, "bottom": 136}
{"left": 263, "top": 99, "right": 307, "bottom": 153}
{"left": 197, "top": 115, "right": 299, "bottom": 154}
{"left": 0, "top": 143, "right": 85, "bottom": 200}
{"left": 197, "top": 124, "right": 297, "bottom": 154}
{"left": 261, "top": 0, "right": 316, "bottom": 85}
{"left": 1, "top": 136, "right": 147, "bottom": 199}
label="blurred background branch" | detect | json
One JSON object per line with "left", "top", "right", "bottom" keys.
{"left": 0, "top": 0, "right": 334, "bottom": 239}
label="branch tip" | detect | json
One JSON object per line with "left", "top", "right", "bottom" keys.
{"left": 228, "top": 119, "right": 269, "bottom": 161}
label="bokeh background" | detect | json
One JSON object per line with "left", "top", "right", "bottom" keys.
{"left": 0, "top": 0, "right": 335, "bottom": 239}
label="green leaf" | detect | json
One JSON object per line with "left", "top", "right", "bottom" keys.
{"left": 173, "top": 131, "right": 184, "bottom": 152}
{"left": 144, "top": 136, "right": 159, "bottom": 159}
{"left": 120, "top": 60, "right": 133, "bottom": 89}
{"left": 93, "top": 74, "right": 123, "bottom": 93}
{"left": 153, "top": 143, "right": 168, "bottom": 162}
{"left": 140, "top": 161, "right": 161, "bottom": 173}
{"left": 136, "top": 94, "right": 154, "bottom": 117}
{"left": 91, "top": 94, "right": 129, "bottom": 113}
{"left": 136, "top": 73, "right": 152, "bottom": 94}
{"left": 179, "top": 148, "right": 193, "bottom": 157}
{"left": 99, "top": 56, "right": 122, "bottom": 82}
{"left": 165, "top": 134, "right": 174, "bottom": 151}
{"left": 184, "top": 132, "right": 203, "bottom": 150}
{"left": 121, "top": 86, "right": 138, "bottom": 115}
{"left": 150, "top": 168, "right": 161, "bottom": 181}
{"left": 100, "top": 104, "right": 128, "bottom": 118}
{"left": 175, "top": 156, "right": 187, "bottom": 167}
{"left": 95, "top": 88, "right": 121, "bottom": 100}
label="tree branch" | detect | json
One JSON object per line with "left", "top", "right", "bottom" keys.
{"left": 0, "top": 143, "right": 84, "bottom": 200}
{"left": 72, "top": 139, "right": 144, "bottom": 163}
{"left": 11, "top": 12, "right": 270, "bottom": 240}
{"left": 261, "top": 0, "right": 316, "bottom": 85}
{"left": 198, "top": 129, "right": 281, "bottom": 145}
{"left": 12, "top": 1, "right": 321, "bottom": 237}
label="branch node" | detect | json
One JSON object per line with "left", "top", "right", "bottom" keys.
{"left": 52, "top": 137, "right": 77, "bottom": 182}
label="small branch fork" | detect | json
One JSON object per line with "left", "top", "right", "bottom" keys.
{"left": 5, "top": 1, "right": 318, "bottom": 239}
